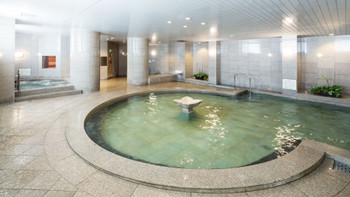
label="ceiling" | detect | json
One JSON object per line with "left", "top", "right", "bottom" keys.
{"left": 0, "top": 0, "right": 349, "bottom": 42}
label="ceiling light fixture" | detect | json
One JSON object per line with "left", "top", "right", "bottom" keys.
{"left": 201, "top": 22, "right": 206, "bottom": 25}
{"left": 185, "top": 17, "right": 191, "bottom": 21}
{"left": 284, "top": 17, "right": 293, "bottom": 24}
{"left": 183, "top": 25, "right": 188, "bottom": 28}
{"left": 317, "top": 53, "right": 323, "bottom": 57}
{"left": 268, "top": 53, "right": 272, "bottom": 57}
{"left": 167, "top": 21, "right": 172, "bottom": 24}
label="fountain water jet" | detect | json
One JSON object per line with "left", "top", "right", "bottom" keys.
{"left": 173, "top": 96, "right": 202, "bottom": 113}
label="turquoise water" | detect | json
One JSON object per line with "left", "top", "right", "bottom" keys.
{"left": 87, "top": 93, "right": 350, "bottom": 169}
{"left": 16, "top": 80, "right": 69, "bottom": 90}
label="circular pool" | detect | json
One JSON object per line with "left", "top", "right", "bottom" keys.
{"left": 85, "top": 92, "right": 350, "bottom": 169}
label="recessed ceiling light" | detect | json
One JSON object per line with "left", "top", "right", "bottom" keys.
{"left": 210, "top": 27, "right": 216, "bottom": 33}
{"left": 201, "top": 22, "right": 206, "bottom": 25}
{"left": 329, "top": 33, "right": 334, "bottom": 36}
{"left": 268, "top": 53, "right": 272, "bottom": 57}
{"left": 183, "top": 25, "right": 188, "bottom": 28}
{"left": 167, "top": 21, "right": 172, "bottom": 24}
{"left": 284, "top": 17, "right": 293, "bottom": 24}
{"left": 185, "top": 17, "right": 191, "bottom": 21}
{"left": 20, "top": 12, "right": 36, "bottom": 18}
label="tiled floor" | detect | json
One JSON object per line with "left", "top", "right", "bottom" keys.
{"left": 0, "top": 78, "right": 349, "bottom": 197}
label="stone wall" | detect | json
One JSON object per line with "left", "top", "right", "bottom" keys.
{"left": 299, "top": 35, "right": 350, "bottom": 95}
{"left": 15, "top": 32, "right": 70, "bottom": 79}
{"left": 219, "top": 37, "right": 282, "bottom": 92}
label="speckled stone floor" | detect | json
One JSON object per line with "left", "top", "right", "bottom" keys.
{"left": 0, "top": 78, "right": 349, "bottom": 197}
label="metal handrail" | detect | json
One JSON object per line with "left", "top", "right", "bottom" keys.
{"left": 233, "top": 73, "right": 258, "bottom": 98}
{"left": 234, "top": 73, "right": 253, "bottom": 90}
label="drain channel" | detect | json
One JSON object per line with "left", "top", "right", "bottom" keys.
{"left": 333, "top": 160, "right": 350, "bottom": 175}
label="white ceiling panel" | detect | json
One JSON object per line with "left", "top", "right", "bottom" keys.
{"left": 0, "top": 0, "right": 348, "bottom": 42}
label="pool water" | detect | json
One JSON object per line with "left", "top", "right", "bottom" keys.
{"left": 85, "top": 93, "right": 350, "bottom": 169}
{"left": 16, "top": 80, "right": 69, "bottom": 90}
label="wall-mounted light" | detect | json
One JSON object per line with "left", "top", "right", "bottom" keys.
{"left": 0, "top": 52, "right": 3, "bottom": 58}
{"left": 15, "top": 52, "right": 24, "bottom": 58}
{"left": 268, "top": 53, "right": 272, "bottom": 57}
{"left": 317, "top": 53, "right": 323, "bottom": 57}
{"left": 120, "top": 49, "right": 127, "bottom": 56}
{"left": 175, "top": 70, "right": 183, "bottom": 75}
{"left": 210, "top": 27, "right": 216, "bottom": 33}
{"left": 151, "top": 34, "right": 157, "bottom": 41}
{"left": 209, "top": 49, "right": 216, "bottom": 56}
{"left": 151, "top": 50, "right": 157, "bottom": 56}
{"left": 283, "top": 48, "right": 294, "bottom": 56}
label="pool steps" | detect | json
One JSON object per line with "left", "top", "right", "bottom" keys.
{"left": 15, "top": 85, "right": 82, "bottom": 102}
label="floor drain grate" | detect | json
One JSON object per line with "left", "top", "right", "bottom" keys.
{"left": 333, "top": 160, "right": 350, "bottom": 175}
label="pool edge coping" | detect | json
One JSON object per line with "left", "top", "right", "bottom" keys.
{"left": 65, "top": 88, "right": 348, "bottom": 193}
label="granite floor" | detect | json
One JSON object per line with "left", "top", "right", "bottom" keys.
{"left": 0, "top": 78, "right": 349, "bottom": 197}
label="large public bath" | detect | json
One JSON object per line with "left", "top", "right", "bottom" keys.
{"left": 85, "top": 92, "right": 350, "bottom": 169}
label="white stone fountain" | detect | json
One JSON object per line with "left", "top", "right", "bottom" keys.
{"left": 173, "top": 96, "right": 202, "bottom": 113}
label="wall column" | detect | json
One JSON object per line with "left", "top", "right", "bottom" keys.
{"left": 70, "top": 29, "right": 100, "bottom": 93}
{"left": 208, "top": 41, "right": 221, "bottom": 85}
{"left": 127, "top": 37, "right": 149, "bottom": 85}
{"left": 281, "top": 36, "right": 298, "bottom": 95}
{"left": 0, "top": 17, "right": 15, "bottom": 104}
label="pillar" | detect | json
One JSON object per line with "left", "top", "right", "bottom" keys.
{"left": 184, "top": 42, "right": 193, "bottom": 78}
{"left": 281, "top": 36, "right": 298, "bottom": 95}
{"left": 70, "top": 29, "right": 100, "bottom": 93}
{"left": 208, "top": 41, "right": 221, "bottom": 85}
{"left": 0, "top": 17, "right": 15, "bottom": 104}
{"left": 127, "top": 37, "right": 149, "bottom": 85}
